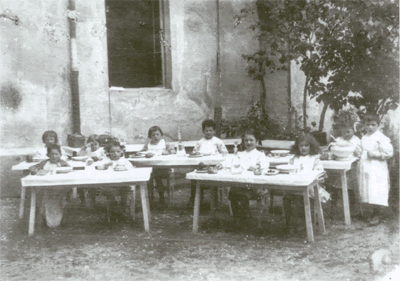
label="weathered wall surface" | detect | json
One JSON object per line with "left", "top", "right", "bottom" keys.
{"left": 0, "top": 0, "right": 72, "bottom": 148}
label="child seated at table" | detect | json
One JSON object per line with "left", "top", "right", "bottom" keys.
{"left": 358, "top": 113, "right": 393, "bottom": 226}
{"left": 218, "top": 128, "right": 270, "bottom": 222}
{"left": 325, "top": 123, "right": 361, "bottom": 215}
{"left": 29, "top": 144, "right": 71, "bottom": 228}
{"left": 76, "top": 134, "right": 106, "bottom": 206}
{"left": 97, "top": 141, "right": 134, "bottom": 215}
{"left": 283, "top": 134, "right": 330, "bottom": 230}
{"left": 78, "top": 134, "right": 106, "bottom": 161}
{"left": 140, "top": 126, "right": 175, "bottom": 204}
{"left": 188, "top": 120, "right": 229, "bottom": 206}
{"left": 193, "top": 119, "right": 228, "bottom": 156}
{"left": 34, "top": 130, "right": 67, "bottom": 160}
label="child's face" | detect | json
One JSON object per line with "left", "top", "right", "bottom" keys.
{"left": 340, "top": 127, "right": 354, "bottom": 141}
{"left": 365, "top": 121, "right": 379, "bottom": 135}
{"left": 299, "top": 141, "right": 310, "bottom": 156}
{"left": 150, "top": 130, "right": 162, "bottom": 142}
{"left": 48, "top": 149, "right": 61, "bottom": 163}
{"left": 108, "top": 146, "right": 123, "bottom": 160}
{"left": 203, "top": 126, "right": 215, "bottom": 139}
{"left": 90, "top": 141, "right": 100, "bottom": 151}
{"left": 45, "top": 136, "right": 56, "bottom": 146}
{"left": 243, "top": 134, "right": 257, "bottom": 151}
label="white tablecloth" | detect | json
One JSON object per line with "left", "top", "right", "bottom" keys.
{"left": 12, "top": 160, "right": 87, "bottom": 171}
{"left": 21, "top": 167, "right": 152, "bottom": 187}
{"left": 128, "top": 154, "right": 229, "bottom": 167}
{"left": 187, "top": 170, "right": 323, "bottom": 187}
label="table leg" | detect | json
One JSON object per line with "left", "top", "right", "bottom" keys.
{"left": 144, "top": 184, "right": 151, "bottom": 222}
{"left": 192, "top": 181, "right": 201, "bottom": 233}
{"left": 140, "top": 182, "right": 150, "bottom": 232}
{"left": 341, "top": 170, "right": 351, "bottom": 226}
{"left": 19, "top": 186, "right": 26, "bottom": 219}
{"left": 303, "top": 190, "right": 314, "bottom": 243}
{"left": 313, "top": 184, "right": 326, "bottom": 234}
{"left": 130, "top": 185, "right": 136, "bottom": 221}
{"left": 210, "top": 186, "right": 217, "bottom": 218}
{"left": 28, "top": 188, "right": 36, "bottom": 236}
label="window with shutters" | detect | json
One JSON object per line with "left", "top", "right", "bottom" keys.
{"left": 106, "top": 0, "right": 171, "bottom": 88}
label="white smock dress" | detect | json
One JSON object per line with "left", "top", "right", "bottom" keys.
{"left": 358, "top": 131, "right": 393, "bottom": 206}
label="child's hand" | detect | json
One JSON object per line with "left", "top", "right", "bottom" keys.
{"left": 86, "top": 158, "right": 94, "bottom": 166}
{"left": 161, "top": 150, "right": 169, "bottom": 155}
{"left": 247, "top": 166, "right": 256, "bottom": 171}
{"left": 216, "top": 164, "right": 223, "bottom": 170}
{"left": 368, "top": 151, "right": 381, "bottom": 159}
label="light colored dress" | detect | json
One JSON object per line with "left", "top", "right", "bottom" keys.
{"left": 291, "top": 155, "right": 330, "bottom": 203}
{"left": 358, "top": 131, "right": 393, "bottom": 206}
{"left": 193, "top": 136, "right": 228, "bottom": 155}
{"left": 222, "top": 148, "right": 269, "bottom": 170}
{"left": 142, "top": 139, "right": 174, "bottom": 155}
{"left": 78, "top": 146, "right": 106, "bottom": 160}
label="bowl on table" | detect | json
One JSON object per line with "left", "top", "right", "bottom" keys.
{"left": 95, "top": 164, "right": 110, "bottom": 170}
{"left": 72, "top": 156, "right": 88, "bottom": 161}
{"left": 331, "top": 142, "right": 355, "bottom": 160}
{"left": 270, "top": 150, "right": 290, "bottom": 158}
{"left": 276, "top": 164, "right": 297, "bottom": 174}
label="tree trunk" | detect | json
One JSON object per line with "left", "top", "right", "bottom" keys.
{"left": 303, "top": 75, "right": 310, "bottom": 129}
{"left": 287, "top": 59, "right": 292, "bottom": 133}
{"left": 318, "top": 102, "right": 328, "bottom": 132}
{"left": 260, "top": 76, "right": 267, "bottom": 120}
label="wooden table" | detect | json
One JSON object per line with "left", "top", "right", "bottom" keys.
{"left": 187, "top": 170, "right": 326, "bottom": 242}
{"left": 321, "top": 158, "right": 358, "bottom": 226}
{"left": 12, "top": 160, "right": 88, "bottom": 218}
{"left": 20, "top": 167, "right": 152, "bottom": 235}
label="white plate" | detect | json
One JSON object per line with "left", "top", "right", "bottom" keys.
{"left": 72, "top": 156, "right": 88, "bottom": 161}
{"left": 195, "top": 169, "right": 208, "bottom": 173}
{"left": 56, "top": 167, "right": 73, "bottom": 174}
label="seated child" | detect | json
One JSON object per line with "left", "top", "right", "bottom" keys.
{"left": 189, "top": 119, "right": 229, "bottom": 205}
{"left": 29, "top": 144, "right": 71, "bottom": 228}
{"left": 218, "top": 128, "right": 270, "bottom": 221}
{"left": 76, "top": 134, "right": 106, "bottom": 206}
{"left": 358, "top": 113, "right": 393, "bottom": 226}
{"left": 141, "top": 126, "right": 175, "bottom": 204}
{"left": 193, "top": 119, "right": 228, "bottom": 155}
{"left": 78, "top": 134, "right": 106, "bottom": 161}
{"left": 283, "top": 134, "right": 330, "bottom": 230}
{"left": 97, "top": 141, "right": 134, "bottom": 215}
{"left": 35, "top": 130, "right": 67, "bottom": 161}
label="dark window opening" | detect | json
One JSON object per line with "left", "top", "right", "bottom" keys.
{"left": 106, "top": 0, "right": 163, "bottom": 88}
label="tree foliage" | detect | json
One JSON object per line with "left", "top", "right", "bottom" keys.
{"left": 238, "top": 0, "right": 399, "bottom": 131}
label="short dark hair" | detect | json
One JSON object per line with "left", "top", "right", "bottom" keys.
{"left": 148, "top": 126, "right": 163, "bottom": 138}
{"left": 104, "top": 141, "right": 124, "bottom": 153}
{"left": 87, "top": 134, "right": 100, "bottom": 143}
{"left": 364, "top": 113, "right": 380, "bottom": 125}
{"left": 42, "top": 131, "right": 58, "bottom": 144}
{"left": 291, "top": 134, "right": 320, "bottom": 156}
{"left": 46, "top": 143, "right": 61, "bottom": 154}
{"left": 240, "top": 128, "right": 260, "bottom": 151}
{"left": 202, "top": 119, "right": 216, "bottom": 131}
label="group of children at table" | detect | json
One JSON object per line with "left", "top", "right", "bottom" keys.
{"left": 29, "top": 113, "right": 393, "bottom": 229}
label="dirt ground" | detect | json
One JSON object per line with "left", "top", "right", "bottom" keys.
{"left": 1, "top": 182, "right": 399, "bottom": 281}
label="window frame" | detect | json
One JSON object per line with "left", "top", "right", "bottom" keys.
{"left": 106, "top": 0, "right": 172, "bottom": 90}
